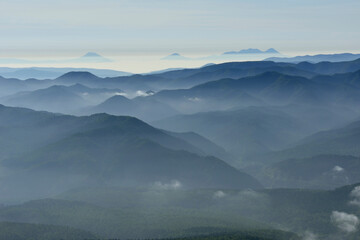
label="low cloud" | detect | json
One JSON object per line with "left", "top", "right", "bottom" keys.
{"left": 115, "top": 92, "right": 128, "bottom": 97}
{"left": 331, "top": 211, "right": 359, "bottom": 233}
{"left": 135, "top": 90, "right": 154, "bottom": 97}
{"left": 153, "top": 180, "right": 182, "bottom": 190}
{"left": 213, "top": 190, "right": 226, "bottom": 199}
{"left": 349, "top": 186, "right": 360, "bottom": 207}
{"left": 188, "top": 97, "right": 201, "bottom": 102}
{"left": 302, "top": 231, "right": 318, "bottom": 240}
{"left": 332, "top": 165, "right": 344, "bottom": 172}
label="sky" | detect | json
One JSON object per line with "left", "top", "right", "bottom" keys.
{"left": 0, "top": 0, "right": 359, "bottom": 72}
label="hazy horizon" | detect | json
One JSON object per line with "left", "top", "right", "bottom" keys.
{"left": 1, "top": 0, "right": 359, "bottom": 72}
{"left": 1, "top": 49, "right": 360, "bottom": 74}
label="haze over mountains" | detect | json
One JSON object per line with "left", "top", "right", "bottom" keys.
{"left": 161, "top": 48, "right": 282, "bottom": 62}
{"left": 1, "top": 55, "right": 360, "bottom": 239}
{"left": 0, "top": 105, "right": 262, "bottom": 203}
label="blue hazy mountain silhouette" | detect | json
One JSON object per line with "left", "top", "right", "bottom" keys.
{"left": 223, "top": 48, "right": 280, "bottom": 55}
{"left": 162, "top": 53, "right": 190, "bottom": 60}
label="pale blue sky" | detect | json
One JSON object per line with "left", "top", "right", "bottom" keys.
{"left": 0, "top": 0, "right": 359, "bottom": 58}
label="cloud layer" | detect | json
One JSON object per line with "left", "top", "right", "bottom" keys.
{"left": 331, "top": 211, "right": 359, "bottom": 233}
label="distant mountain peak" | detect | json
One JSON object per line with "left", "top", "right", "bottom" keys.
{"left": 239, "top": 48, "right": 263, "bottom": 54}
{"left": 223, "top": 48, "right": 280, "bottom": 55}
{"left": 82, "top": 52, "right": 103, "bottom": 58}
{"left": 162, "top": 53, "right": 189, "bottom": 60}
{"left": 77, "top": 52, "right": 113, "bottom": 63}
{"left": 265, "top": 48, "right": 279, "bottom": 54}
